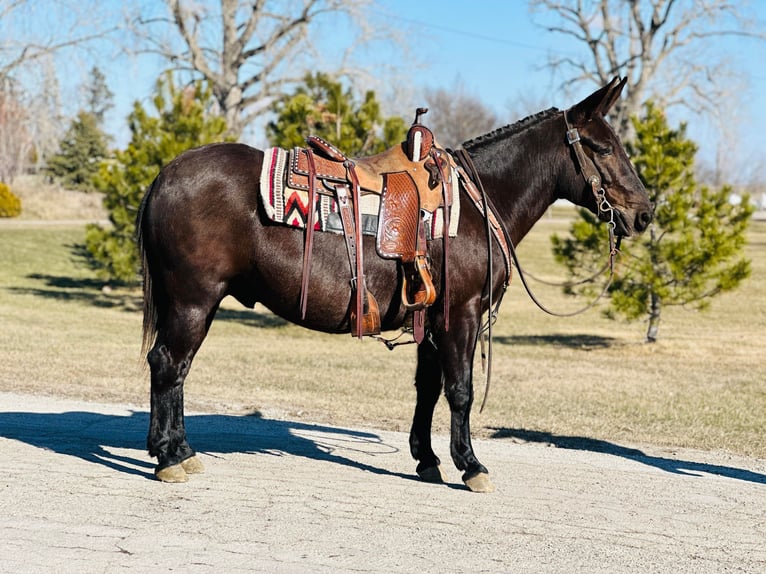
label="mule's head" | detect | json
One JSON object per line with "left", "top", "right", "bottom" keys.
{"left": 563, "top": 77, "right": 652, "bottom": 237}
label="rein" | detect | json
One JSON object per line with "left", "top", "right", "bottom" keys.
{"left": 375, "top": 111, "right": 622, "bottom": 410}
{"left": 512, "top": 109, "right": 621, "bottom": 317}
{"left": 452, "top": 148, "right": 511, "bottom": 413}
{"left": 452, "top": 109, "right": 623, "bottom": 411}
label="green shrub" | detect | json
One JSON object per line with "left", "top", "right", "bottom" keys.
{"left": 0, "top": 182, "right": 22, "bottom": 218}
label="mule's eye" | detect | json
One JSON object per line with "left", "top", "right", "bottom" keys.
{"left": 595, "top": 145, "right": 613, "bottom": 156}
{"left": 582, "top": 136, "right": 613, "bottom": 156}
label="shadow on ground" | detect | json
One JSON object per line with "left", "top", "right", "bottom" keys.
{"left": 4, "top": 273, "right": 142, "bottom": 310}
{"left": 490, "top": 427, "right": 766, "bottom": 485}
{"left": 10, "top": 273, "right": 288, "bottom": 328}
{"left": 493, "top": 334, "right": 618, "bottom": 349}
{"left": 2, "top": 409, "right": 763, "bottom": 487}
{"left": 0, "top": 409, "right": 411, "bottom": 482}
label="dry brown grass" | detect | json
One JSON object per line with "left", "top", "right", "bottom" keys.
{"left": 1, "top": 212, "right": 764, "bottom": 458}
{"left": 9, "top": 175, "right": 107, "bottom": 221}
{"left": 489, "top": 214, "right": 765, "bottom": 456}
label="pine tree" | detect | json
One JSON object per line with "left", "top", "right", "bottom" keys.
{"left": 551, "top": 102, "right": 753, "bottom": 342}
{"left": 45, "top": 111, "right": 110, "bottom": 192}
{"left": 266, "top": 72, "right": 407, "bottom": 156}
{"left": 46, "top": 67, "right": 114, "bottom": 192}
{"left": 84, "top": 74, "right": 229, "bottom": 282}
{"left": 83, "top": 66, "right": 114, "bottom": 123}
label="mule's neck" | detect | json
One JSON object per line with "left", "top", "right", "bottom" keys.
{"left": 462, "top": 110, "right": 582, "bottom": 245}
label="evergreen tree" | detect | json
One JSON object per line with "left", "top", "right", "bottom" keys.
{"left": 551, "top": 102, "right": 753, "bottom": 342}
{"left": 46, "top": 68, "right": 114, "bottom": 192}
{"left": 266, "top": 72, "right": 407, "bottom": 156}
{"left": 84, "top": 74, "right": 229, "bottom": 282}
{"left": 45, "top": 110, "right": 110, "bottom": 191}
{"left": 84, "top": 66, "right": 114, "bottom": 123}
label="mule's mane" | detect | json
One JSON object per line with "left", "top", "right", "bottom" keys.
{"left": 462, "top": 107, "right": 560, "bottom": 151}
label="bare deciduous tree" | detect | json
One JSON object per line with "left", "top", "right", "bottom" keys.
{"left": 133, "top": 0, "right": 378, "bottom": 138}
{"left": 0, "top": 84, "right": 32, "bottom": 183}
{"left": 529, "top": 0, "right": 766, "bottom": 142}
{"left": 424, "top": 79, "right": 499, "bottom": 149}
{"left": 0, "top": 1, "right": 117, "bottom": 178}
{"left": 0, "top": 0, "right": 116, "bottom": 84}
{"left": 26, "top": 58, "right": 66, "bottom": 174}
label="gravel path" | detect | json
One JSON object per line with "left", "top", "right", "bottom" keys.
{"left": 1, "top": 392, "right": 764, "bottom": 573}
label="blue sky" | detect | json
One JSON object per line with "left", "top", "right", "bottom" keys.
{"left": 88, "top": 0, "right": 765, "bottom": 184}
{"left": 362, "top": 0, "right": 766, "bottom": 184}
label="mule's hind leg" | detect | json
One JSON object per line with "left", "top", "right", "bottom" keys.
{"left": 147, "top": 302, "right": 216, "bottom": 482}
{"left": 410, "top": 340, "right": 448, "bottom": 483}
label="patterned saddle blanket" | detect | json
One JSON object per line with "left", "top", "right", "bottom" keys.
{"left": 259, "top": 146, "right": 460, "bottom": 240}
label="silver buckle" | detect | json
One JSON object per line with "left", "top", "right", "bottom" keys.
{"left": 566, "top": 128, "right": 580, "bottom": 145}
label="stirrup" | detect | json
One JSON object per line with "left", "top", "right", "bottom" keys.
{"left": 350, "top": 285, "right": 381, "bottom": 336}
{"left": 401, "top": 255, "right": 437, "bottom": 311}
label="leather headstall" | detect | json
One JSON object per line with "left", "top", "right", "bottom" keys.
{"left": 563, "top": 109, "right": 620, "bottom": 267}
{"left": 564, "top": 109, "right": 603, "bottom": 200}
{"left": 563, "top": 109, "right": 620, "bottom": 244}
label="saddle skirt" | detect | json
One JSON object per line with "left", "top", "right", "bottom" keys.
{"left": 259, "top": 146, "right": 460, "bottom": 240}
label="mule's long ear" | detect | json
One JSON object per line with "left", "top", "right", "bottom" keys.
{"left": 569, "top": 76, "right": 625, "bottom": 122}
{"left": 598, "top": 76, "right": 627, "bottom": 116}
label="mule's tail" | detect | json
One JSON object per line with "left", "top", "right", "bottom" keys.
{"left": 136, "top": 178, "right": 160, "bottom": 357}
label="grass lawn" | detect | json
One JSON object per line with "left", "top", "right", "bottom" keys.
{"left": 1, "top": 215, "right": 764, "bottom": 458}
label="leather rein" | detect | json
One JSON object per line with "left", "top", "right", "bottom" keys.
{"left": 453, "top": 108, "right": 622, "bottom": 411}
{"left": 513, "top": 110, "right": 621, "bottom": 316}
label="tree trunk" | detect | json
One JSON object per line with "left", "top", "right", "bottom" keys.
{"left": 646, "top": 292, "right": 661, "bottom": 343}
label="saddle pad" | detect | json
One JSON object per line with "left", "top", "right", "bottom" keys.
{"left": 259, "top": 147, "right": 460, "bottom": 239}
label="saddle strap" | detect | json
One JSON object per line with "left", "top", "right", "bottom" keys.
{"left": 409, "top": 221, "right": 432, "bottom": 345}
{"left": 335, "top": 185, "right": 356, "bottom": 272}
{"left": 454, "top": 162, "right": 512, "bottom": 283}
{"left": 336, "top": 163, "right": 381, "bottom": 339}
{"left": 431, "top": 148, "right": 452, "bottom": 331}
{"left": 347, "top": 161, "right": 364, "bottom": 339}
{"left": 299, "top": 148, "right": 318, "bottom": 319}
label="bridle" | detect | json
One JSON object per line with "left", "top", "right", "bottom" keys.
{"left": 458, "top": 109, "right": 622, "bottom": 316}
{"left": 564, "top": 109, "right": 621, "bottom": 259}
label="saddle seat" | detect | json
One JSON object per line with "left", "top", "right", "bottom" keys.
{"left": 290, "top": 134, "right": 449, "bottom": 213}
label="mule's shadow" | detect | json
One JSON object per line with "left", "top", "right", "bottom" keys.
{"left": 490, "top": 427, "right": 766, "bottom": 485}
{"left": 0, "top": 409, "right": 412, "bottom": 482}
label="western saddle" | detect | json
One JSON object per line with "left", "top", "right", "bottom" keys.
{"left": 294, "top": 108, "right": 455, "bottom": 341}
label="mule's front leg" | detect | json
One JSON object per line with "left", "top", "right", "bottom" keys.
{"left": 410, "top": 339, "right": 448, "bottom": 483}
{"left": 440, "top": 316, "right": 495, "bottom": 493}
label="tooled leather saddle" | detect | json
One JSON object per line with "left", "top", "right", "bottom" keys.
{"left": 293, "top": 109, "right": 455, "bottom": 342}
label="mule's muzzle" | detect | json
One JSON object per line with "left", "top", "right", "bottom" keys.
{"left": 634, "top": 209, "right": 652, "bottom": 233}
{"left": 610, "top": 207, "right": 652, "bottom": 237}
{"left": 611, "top": 210, "right": 630, "bottom": 237}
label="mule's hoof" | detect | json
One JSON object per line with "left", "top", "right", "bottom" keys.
{"left": 463, "top": 472, "right": 495, "bottom": 493}
{"left": 155, "top": 463, "right": 188, "bottom": 483}
{"left": 417, "top": 465, "right": 448, "bottom": 483}
{"left": 181, "top": 455, "right": 205, "bottom": 474}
